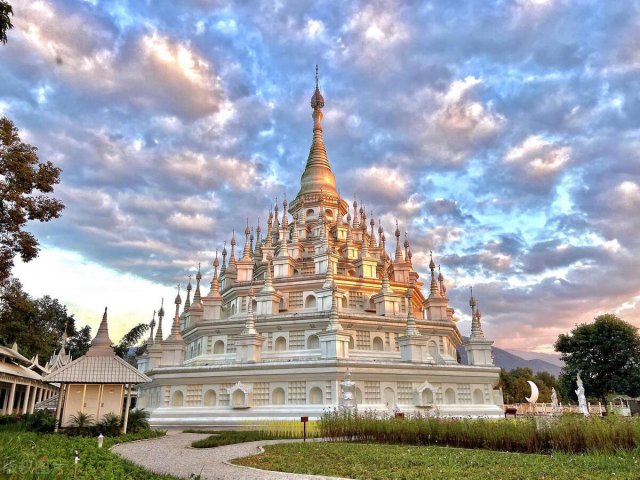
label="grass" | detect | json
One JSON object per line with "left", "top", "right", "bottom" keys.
{"left": 319, "top": 410, "right": 640, "bottom": 454}
{"left": 0, "top": 425, "right": 175, "bottom": 479}
{"left": 190, "top": 419, "right": 320, "bottom": 448}
{"left": 234, "top": 442, "right": 640, "bottom": 480}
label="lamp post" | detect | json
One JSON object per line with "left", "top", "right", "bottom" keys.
{"left": 97, "top": 433, "right": 104, "bottom": 448}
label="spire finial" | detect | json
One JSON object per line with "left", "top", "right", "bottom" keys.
{"left": 469, "top": 286, "right": 477, "bottom": 307}
{"left": 429, "top": 251, "right": 439, "bottom": 296}
{"left": 470, "top": 296, "right": 485, "bottom": 339}
{"left": 243, "top": 286, "right": 257, "bottom": 335}
{"left": 184, "top": 274, "right": 192, "bottom": 312}
{"left": 193, "top": 263, "right": 203, "bottom": 308}
{"left": 221, "top": 240, "right": 227, "bottom": 274}
{"left": 311, "top": 65, "right": 325, "bottom": 110}
{"left": 210, "top": 249, "right": 221, "bottom": 296}
{"left": 229, "top": 230, "right": 237, "bottom": 268}
{"left": 242, "top": 218, "right": 252, "bottom": 260}
{"left": 261, "top": 254, "right": 275, "bottom": 293}
{"left": 405, "top": 289, "right": 418, "bottom": 336}
{"left": 394, "top": 220, "right": 403, "bottom": 263}
{"left": 154, "top": 298, "right": 165, "bottom": 343}
{"left": 169, "top": 284, "right": 183, "bottom": 338}
{"left": 326, "top": 280, "right": 341, "bottom": 331}
{"left": 148, "top": 310, "right": 156, "bottom": 344}
{"left": 87, "top": 306, "right": 114, "bottom": 356}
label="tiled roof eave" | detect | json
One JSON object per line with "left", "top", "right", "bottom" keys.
{"left": 43, "top": 354, "right": 151, "bottom": 384}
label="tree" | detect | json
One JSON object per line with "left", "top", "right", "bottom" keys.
{"left": 499, "top": 367, "right": 559, "bottom": 403}
{"left": 113, "top": 322, "right": 149, "bottom": 364}
{"left": 0, "top": 0, "right": 12, "bottom": 45}
{"left": 0, "top": 117, "right": 64, "bottom": 285}
{"left": 555, "top": 314, "right": 640, "bottom": 402}
{"left": 66, "top": 324, "right": 92, "bottom": 359}
{"left": 0, "top": 279, "right": 90, "bottom": 361}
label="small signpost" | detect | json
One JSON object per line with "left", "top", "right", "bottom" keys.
{"left": 300, "top": 416, "right": 309, "bottom": 442}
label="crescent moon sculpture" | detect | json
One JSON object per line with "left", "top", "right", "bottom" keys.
{"left": 525, "top": 380, "right": 539, "bottom": 403}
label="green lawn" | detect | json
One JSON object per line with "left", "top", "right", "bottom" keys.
{"left": 234, "top": 442, "right": 640, "bottom": 480}
{"left": 189, "top": 429, "right": 290, "bottom": 448}
{"left": 0, "top": 427, "right": 177, "bottom": 479}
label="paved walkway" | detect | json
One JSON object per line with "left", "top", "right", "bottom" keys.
{"left": 112, "top": 431, "right": 346, "bottom": 480}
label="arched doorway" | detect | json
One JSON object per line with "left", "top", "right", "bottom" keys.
{"left": 232, "top": 389, "right": 246, "bottom": 407}
{"left": 274, "top": 336, "right": 287, "bottom": 351}
{"left": 213, "top": 340, "right": 225, "bottom": 354}
{"left": 309, "top": 387, "right": 323, "bottom": 405}
{"left": 204, "top": 389, "right": 217, "bottom": 406}
{"left": 473, "top": 388, "right": 484, "bottom": 404}
{"left": 305, "top": 295, "right": 317, "bottom": 309}
{"left": 171, "top": 390, "right": 184, "bottom": 407}
{"left": 306, "top": 334, "right": 320, "bottom": 349}
{"left": 272, "top": 387, "right": 286, "bottom": 405}
{"left": 444, "top": 388, "right": 456, "bottom": 404}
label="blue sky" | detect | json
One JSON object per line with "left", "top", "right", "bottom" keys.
{"left": 2, "top": 0, "right": 639, "bottom": 352}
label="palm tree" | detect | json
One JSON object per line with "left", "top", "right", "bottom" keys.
{"left": 68, "top": 411, "right": 94, "bottom": 435}
{"left": 98, "top": 412, "right": 121, "bottom": 436}
{"left": 113, "top": 323, "right": 149, "bottom": 363}
{"left": 126, "top": 409, "right": 150, "bottom": 433}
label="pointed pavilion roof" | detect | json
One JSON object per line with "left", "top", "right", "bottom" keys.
{"left": 43, "top": 308, "right": 150, "bottom": 385}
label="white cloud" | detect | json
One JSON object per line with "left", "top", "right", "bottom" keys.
{"left": 615, "top": 180, "right": 640, "bottom": 208}
{"left": 413, "top": 76, "right": 505, "bottom": 165}
{"left": 505, "top": 135, "right": 571, "bottom": 177}
{"left": 13, "top": 247, "right": 175, "bottom": 343}
{"left": 14, "top": 3, "right": 226, "bottom": 118}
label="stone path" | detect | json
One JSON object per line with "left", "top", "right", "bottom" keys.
{"left": 111, "top": 431, "right": 346, "bottom": 480}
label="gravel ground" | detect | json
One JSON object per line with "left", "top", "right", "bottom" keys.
{"left": 111, "top": 431, "right": 346, "bottom": 480}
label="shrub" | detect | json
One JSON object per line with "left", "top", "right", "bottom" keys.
{"left": 21, "top": 410, "right": 55, "bottom": 433}
{"left": 97, "top": 412, "right": 121, "bottom": 436}
{"left": 67, "top": 411, "right": 95, "bottom": 436}
{"left": 126, "top": 408, "right": 150, "bottom": 433}
{"left": 0, "top": 415, "right": 20, "bottom": 425}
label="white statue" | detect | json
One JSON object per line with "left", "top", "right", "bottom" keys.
{"left": 551, "top": 387, "right": 560, "bottom": 415}
{"left": 576, "top": 373, "right": 589, "bottom": 416}
{"left": 339, "top": 369, "right": 357, "bottom": 413}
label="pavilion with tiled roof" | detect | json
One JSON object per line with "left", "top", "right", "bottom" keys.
{"left": 44, "top": 308, "right": 151, "bottom": 432}
{"left": 0, "top": 343, "right": 58, "bottom": 415}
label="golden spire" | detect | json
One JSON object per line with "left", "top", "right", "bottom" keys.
{"left": 296, "top": 65, "right": 337, "bottom": 198}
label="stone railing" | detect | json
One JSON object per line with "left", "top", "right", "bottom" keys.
{"left": 503, "top": 402, "right": 623, "bottom": 416}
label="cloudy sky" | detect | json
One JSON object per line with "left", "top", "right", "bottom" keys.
{"left": 2, "top": 0, "right": 639, "bottom": 353}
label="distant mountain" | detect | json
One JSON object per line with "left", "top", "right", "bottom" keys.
{"left": 458, "top": 342, "right": 563, "bottom": 377}
{"left": 505, "top": 349, "right": 564, "bottom": 367}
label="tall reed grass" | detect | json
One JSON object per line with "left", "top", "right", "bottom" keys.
{"left": 249, "top": 419, "right": 320, "bottom": 438}
{"left": 319, "top": 409, "right": 640, "bottom": 454}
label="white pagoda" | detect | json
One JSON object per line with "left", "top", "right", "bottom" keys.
{"left": 136, "top": 70, "right": 504, "bottom": 427}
